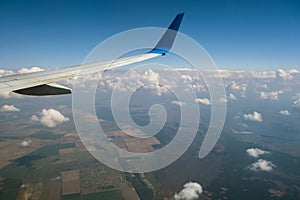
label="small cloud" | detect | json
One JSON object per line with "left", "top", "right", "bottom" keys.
{"left": 232, "top": 129, "right": 254, "bottom": 134}
{"left": 181, "top": 74, "right": 193, "bottom": 81}
{"left": 289, "top": 69, "right": 299, "bottom": 74}
{"left": 227, "top": 81, "right": 247, "bottom": 92}
{"left": 279, "top": 110, "right": 290, "bottom": 116}
{"left": 31, "top": 115, "right": 39, "bottom": 121}
{"left": 31, "top": 108, "right": 69, "bottom": 127}
{"left": 228, "top": 93, "right": 237, "bottom": 100}
{"left": 20, "top": 140, "right": 31, "bottom": 147}
{"left": 246, "top": 148, "right": 270, "bottom": 158}
{"left": 260, "top": 90, "right": 283, "bottom": 100}
{"left": 294, "top": 99, "right": 300, "bottom": 108}
{"left": 250, "top": 159, "right": 276, "bottom": 172}
{"left": 174, "top": 182, "right": 203, "bottom": 200}
{"left": 171, "top": 100, "right": 185, "bottom": 107}
{"left": 0, "top": 105, "right": 20, "bottom": 112}
{"left": 195, "top": 98, "right": 211, "bottom": 105}
{"left": 244, "top": 111, "right": 262, "bottom": 122}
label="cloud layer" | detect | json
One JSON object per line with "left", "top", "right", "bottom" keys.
{"left": 174, "top": 182, "right": 203, "bottom": 200}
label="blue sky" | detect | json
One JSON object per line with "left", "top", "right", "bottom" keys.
{"left": 0, "top": 0, "right": 299, "bottom": 70}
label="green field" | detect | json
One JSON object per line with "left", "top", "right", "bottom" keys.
{"left": 0, "top": 178, "right": 21, "bottom": 200}
{"left": 63, "top": 193, "right": 81, "bottom": 200}
{"left": 30, "top": 131, "right": 64, "bottom": 140}
{"left": 144, "top": 172, "right": 158, "bottom": 188}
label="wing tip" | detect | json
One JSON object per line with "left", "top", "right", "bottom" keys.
{"left": 149, "top": 13, "right": 184, "bottom": 55}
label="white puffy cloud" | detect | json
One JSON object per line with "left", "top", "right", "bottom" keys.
{"left": 244, "top": 111, "right": 262, "bottom": 122}
{"left": 277, "top": 69, "right": 299, "bottom": 80}
{"left": 227, "top": 81, "right": 247, "bottom": 92}
{"left": 279, "top": 110, "right": 290, "bottom": 116}
{"left": 250, "top": 159, "right": 276, "bottom": 172}
{"left": 0, "top": 69, "right": 14, "bottom": 77}
{"left": 246, "top": 148, "right": 270, "bottom": 158}
{"left": 289, "top": 69, "right": 299, "bottom": 74}
{"left": 20, "top": 140, "right": 31, "bottom": 147}
{"left": 260, "top": 90, "right": 284, "bottom": 100}
{"left": 17, "top": 67, "right": 44, "bottom": 74}
{"left": 174, "top": 182, "right": 203, "bottom": 200}
{"left": 31, "top": 108, "right": 69, "bottom": 127}
{"left": 181, "top": 74, "right": 193, "bottom": 81}
{"left": 171, "top": 100, "right": 185, "bottom": 107}
{"left": 195, "top": 98, "right": 211, "bottom": 105}
{"left": 277, "top": 69, "right": 292, "bottom": 80}
{"left": 100, "top": 69, "right": 172, "bottom": 96}
{"left": 0, "top": 105, "right": 20, "bottom": 112}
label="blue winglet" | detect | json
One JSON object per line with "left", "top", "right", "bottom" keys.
{"left": 149, "top": 13, "right": 184, "bottom": 55}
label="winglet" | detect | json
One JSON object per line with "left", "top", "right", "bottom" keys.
{"left": 149, "top": 13, "right": 184, "bottom": 55}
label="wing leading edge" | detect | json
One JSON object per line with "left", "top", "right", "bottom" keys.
{"left": 0, "top": 13, "right": 184, "bottom": 96}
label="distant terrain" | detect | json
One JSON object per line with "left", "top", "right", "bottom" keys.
{"left": 0, "top": 68, "right": 299, "bottom": 199}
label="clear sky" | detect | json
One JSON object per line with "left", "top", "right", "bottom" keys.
{"left": 0, "top": 0, "right": 299, "bottom": 70}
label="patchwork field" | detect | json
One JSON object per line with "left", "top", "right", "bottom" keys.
{"left": 61, "top": 169, "right": 80, "bottom": 195}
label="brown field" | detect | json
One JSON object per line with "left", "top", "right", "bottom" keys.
{"left": 0, "top": 119, "right": 37, "bottom": 137}
{"left": 61, "top": 169, "right": 80, "bottom": 195}
{"left": 59, "top": 148, "right": 75, "bottom": 155}
{"left": 119, "top": 182, "right": 140, "bottom": 200}
{"left": 45, "top": 180, "right": 61, "bottom": 200}
{"left": 59, "top": 145, "right": 86, "bottom": 155}
{"left": 106, "top": 130, "right": 161, "bottom": 153}
{"left": 124, "top": 136, "right": 160, "bottom": 153}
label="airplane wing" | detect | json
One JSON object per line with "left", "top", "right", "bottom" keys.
{"left": 0, "top": 13, "right": 184, "bottom": 96}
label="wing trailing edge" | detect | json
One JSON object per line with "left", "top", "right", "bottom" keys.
{"left": 13, "top": 83, "right": 71, "bottom": 96}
